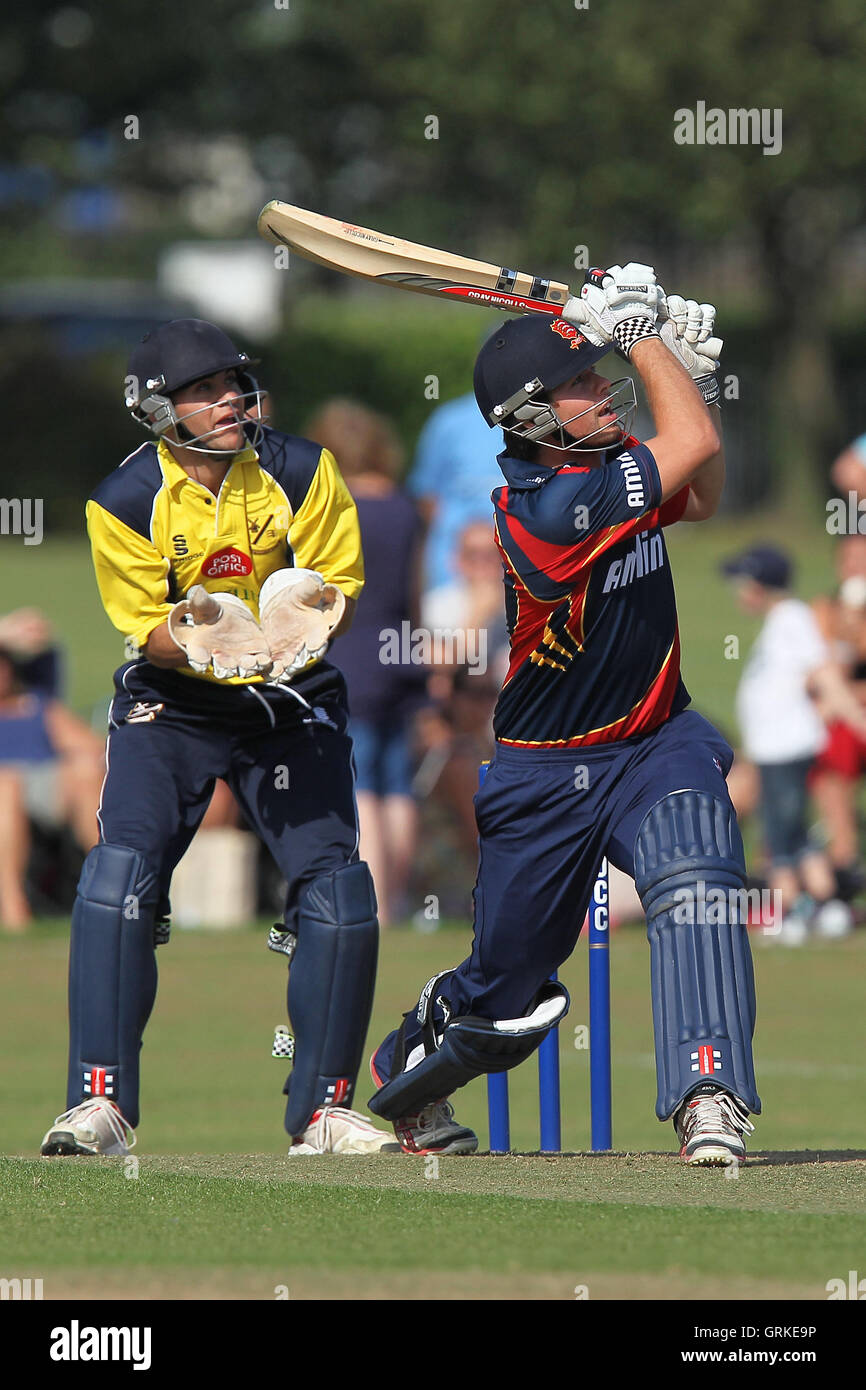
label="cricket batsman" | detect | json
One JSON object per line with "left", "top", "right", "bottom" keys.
{"left": 41, "top": 318, "right": 396, "bottom": 1157}
{"left": 369, "top": 266, "right": 761, "bottom": 1164}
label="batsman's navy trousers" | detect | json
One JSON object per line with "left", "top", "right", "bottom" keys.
{"left": 99, "top": 660, "right": 359, "bottom": 924}
{"left": 375, "top": 708, "right": 735, "bottom": 1072}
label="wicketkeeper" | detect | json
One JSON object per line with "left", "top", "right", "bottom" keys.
{"left": 369, "top": 268, "right": 761, "bottom": 1164}
{"left": 41, "top": 318, "right": 396, "bottom": 1157}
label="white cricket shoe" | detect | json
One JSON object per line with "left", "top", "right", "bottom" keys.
{"left": 770, "top": 896, "right": 812, "bottom": 945}
{"left": 675, "top": 1084, "right": 754, "bottom": 1166}
{"left": 813, "top": 898, "right": 854, "bottom": 940}
{"left": 288, "top": 1105, "right": 401, "bottom": 1155}
{"left": 393, "top": 1099, "right": 478, "bottom": 1155}
{"left": 41, "top": 1098, "right": 135, "bottom": 1157}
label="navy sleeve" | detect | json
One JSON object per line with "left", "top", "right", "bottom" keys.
{"left": 88, "top": 444, "right": 163, "bottom": 540}
{"left": 525, "top": 441, "right": 662, "bottom": 546}
{"left": 256, "top": 427, "right": 323, "bottom": 513}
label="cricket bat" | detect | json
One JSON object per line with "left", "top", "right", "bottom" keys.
{"left": 257, "top": 200, "right": 573, "bottom": 316}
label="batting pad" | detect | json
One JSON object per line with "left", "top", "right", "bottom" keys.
{"left": 66, "top": 843, "right": 161, "bottom": 1128}
{"left": 368, "top": 979, "right": 570, "bottom": 1121}
{"left": 634, "top": 789, "right": 761, "bottom": 1120}
{"left": 282, "top": 862, "right": 379, "bottom": 1137}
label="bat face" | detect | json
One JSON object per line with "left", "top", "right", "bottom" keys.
{"left": 257, "top": 201, "right": 571, "bottom": 315}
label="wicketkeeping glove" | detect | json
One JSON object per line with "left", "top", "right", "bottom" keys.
{"left": 659, "top": 295, "right": 723, "bottom": 406}
{"left": 258, "top": 568, "right": 346, "bottom": 681}
{"left": 168, "top": 587, "right": 272, "bottom": 679}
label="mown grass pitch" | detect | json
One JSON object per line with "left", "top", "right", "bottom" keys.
{"left": 2, "top": 1152, "right": 864, "bottom": 1302}
{"left": 2, "top": 924, "right": 864, "bottom": 1300}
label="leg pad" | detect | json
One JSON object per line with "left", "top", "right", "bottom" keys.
{"left": 634, "top": 790, "right": 760, "bottom": 1119}
{"left": 283, "top": 862, "right": 379, "bottom": 1137}
{"left": 67, "top": 844, "right": 161, "bottom": 1128}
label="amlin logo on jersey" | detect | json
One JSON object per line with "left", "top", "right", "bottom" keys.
{"left": 601, "top": 531, "right": 665, "bottom": 593}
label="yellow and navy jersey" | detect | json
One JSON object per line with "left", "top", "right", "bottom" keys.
{"left": 86, "top": 425, "right": 364, "bottom": 685}
{"left": 491, "top": 437, "right": 691, "bottom": 748}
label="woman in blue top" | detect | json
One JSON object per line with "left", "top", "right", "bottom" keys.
{"left": 307, "top": 400, "right": 427, "bottom": 926}
{"left": 0, "top": 640, "right": 104, "bottom": 931}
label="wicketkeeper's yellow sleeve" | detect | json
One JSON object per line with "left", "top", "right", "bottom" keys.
{"left": 86, "top": 499, "right": 174, "bottom": 649}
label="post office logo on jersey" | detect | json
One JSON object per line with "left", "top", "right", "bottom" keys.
{"left": 201, "top": 546, "right": 253, "bottom": 579}
{"left": 550, "top": 318, "right": 587, "bottom": 348}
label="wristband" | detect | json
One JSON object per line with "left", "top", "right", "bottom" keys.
{"left": 613, "top": 318, "right": 661, "bottom": 360}
{"left": 695, "top": 373, "right": 721, "bottom": 408}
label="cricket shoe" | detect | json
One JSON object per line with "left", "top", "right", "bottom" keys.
{"left": 288, "top": 1105, "right": 401, "bottom": 1155}
{"left": 392, "top": 1100, "right": 478, "bottom": 1156}
{"left": 368, "top": 1040, "right": 478, "bottom": 1155}
{"left": 812, "top": 898, "right": 854, "bottom": 940}
{"left": 675, "top": 1084, "right": 754, "bottom": 1166}
{"left": 41, "top": 1098, "right": 135, "bottom": 1157}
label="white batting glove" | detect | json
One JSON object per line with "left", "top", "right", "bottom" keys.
{"left": 258, "top": 568, "right": 346, "bottom": 681}
{"left": 168, "top": 587, "right": 272, "bottom": 679}
{"left": 659, "top": 295, "right": 723, "bottom": 404}
{"left": 563, "top": 263, "right": 663, "bottom": 358}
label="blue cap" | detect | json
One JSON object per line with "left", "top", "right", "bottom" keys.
{"left": 721, "top": 545, "right": 792, "bottom": 589}
{"left": 127, "top": 319, "right": 256, "bottom": 397}
{"left": 473, "top": 315, "right": 611, "bottom": 427}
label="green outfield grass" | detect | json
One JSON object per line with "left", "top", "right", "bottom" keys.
{"left": 1, "top": 923, "right": 863, "bottom": 1300}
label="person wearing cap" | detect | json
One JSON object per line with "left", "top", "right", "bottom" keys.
{"left": 39, "top": 319, "right": 398, "bottom": 1159}
{"left": 830, "top": 432, "right": 866, "bottom": 502}
{"left": 724, "top": 544, "right": 866, "bottom": 943}
{"left": 368, "top": 270, "right": 764, "bottom": 1165}
{"left": 810, "top": 536, "right": 866, "bottom": 893}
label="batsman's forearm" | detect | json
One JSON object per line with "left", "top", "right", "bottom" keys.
{"left": 683, "top": 409, "right": 725, "bottom": 519}
{"left": 144, "top": 620, "right": 189, "bottom": 668}
{"left": 631, "top": 338, "right": 715, "bottom": 440}
{"left": 630, "top": 338, "right": 720, "bottom": 499}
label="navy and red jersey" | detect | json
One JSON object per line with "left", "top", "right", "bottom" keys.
{"left": 491, "top": 437, "right": 691, "bottom": 747}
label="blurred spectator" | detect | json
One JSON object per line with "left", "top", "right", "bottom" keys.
{"left": 0, "top": 631, "right": 104, "bottom": 932}
{"left": 407, "top": 392, "right": 503, "bottom": 588}
{"left": 422, "top": 518, "right": 510, "bottom": 688}
{"left": 830, "top": 432, "right": 866, "bottom": 500}
{"left": 0, "top": 608, "right": 64, "bottom": 697}
{"left": 411, "top": 518, "right": 509, "bottom": 916}
{"left": 411, "top": 663, "right": 498, "bottom": 917}
{"left": 306, "top": 399, "right": 427, "bottom": 927}
{"left": 809, "top": 535, "right": 866, "bottom": 895}
{"left": 722, "top": 545, "right": 866, "bottom": 944}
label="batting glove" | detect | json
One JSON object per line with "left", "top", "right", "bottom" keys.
{"left": 564, "top": 263, "right": 663, "bottom": 358}
{"left": 258, "top": 568, "right": 346, "bottom": 682}
{"left": 168, "top": 587, "right": 272, "bottom": 679}
{"left": 659, "top": 295, "right": 723, "bottom": 405}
